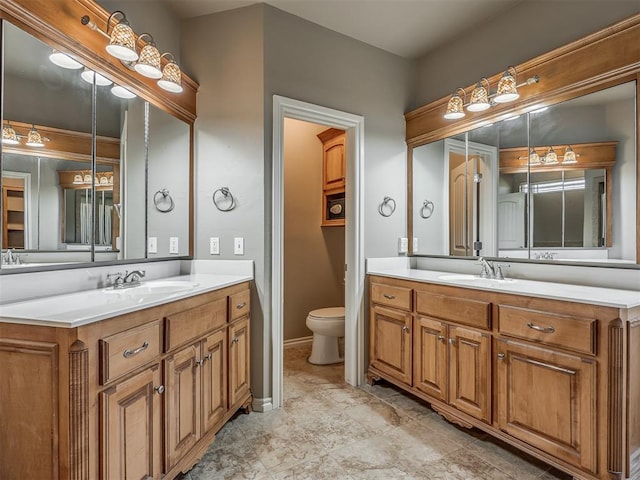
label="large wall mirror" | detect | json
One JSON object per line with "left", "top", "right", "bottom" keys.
{"left": 410, "top": 80, "right": 637, "bottom": 266}
{"left": 0, "top": 20, "right": 191, "bottom": 271}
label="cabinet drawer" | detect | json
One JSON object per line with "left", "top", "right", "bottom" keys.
{"left": 100, "top": 320, "right": 162, "bottom": 385}
{"left": 165, "top": 298, "right": 227, "bottom": 352}
{"left": 416, "top": 291, "right": 491, "bottom": 330}
{"left": 371, "top": 283, "right": 412, "bottom": 311}
{"left": 498, "top": 305, "right": 596, "bottom": 355}
{"left": 229, "top": 290, "right": 251, "bottom": 322}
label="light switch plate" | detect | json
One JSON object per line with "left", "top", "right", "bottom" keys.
{"left": 398, "top": 237, "right": 408, "bottom": 254}
{"left": 169, "top": 237, "right": 179, "bottom": 254}
{"left": 234, "top": 237, "right": 244, "bottom": 255}
{"left": 147, "top": 237, "right": 157, "bottom": 254}
{"left": 210, "top": 237, "right": 220, "bottom": 255}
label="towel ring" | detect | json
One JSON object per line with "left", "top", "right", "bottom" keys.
{"left": 378, "top": 196, "right": 396, "bottom": 217}
{"left": 153, "top": 188, "right": 175, "bottom": 213}
{"left": 420, "top": 200, "right": 435, "bottom": 219}
{"left": 212, "top": 187, "right": 236, "bottom": 212}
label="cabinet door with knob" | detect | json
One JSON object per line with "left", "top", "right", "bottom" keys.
{"left": 413, "top": 316, "right": 447, "bottom": 401}
{"left": 370, "top": 304, "right": 413, "bottom": 385}
{"left": 100, "top": 364, "right": 163, "bottom": 480}
{"left": 202, "top": 328, "right": 227, "bottom": 433}
{"left": 229, "top": 316, "right": 250, "bottom": 409}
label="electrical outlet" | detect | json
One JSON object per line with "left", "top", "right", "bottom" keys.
{"left": 147, "top": 237, "right": 157, "bottom": 254}
{"left": 412, "top": 237, "right": 418, "bottom": 253}
{"left": 398, "top": 237, "right": 408, "bottom": 254}
{"left": 210, "top": 237, "right": 220, "bottom": 255}
{"left": 234, "top": 237, "right": 244, "bottom": 255}
{"left": 169, "top": 237, "right": 179, "bottom": 254}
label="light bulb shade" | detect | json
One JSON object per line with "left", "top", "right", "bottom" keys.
{"left": 2, "top": 124, "right": 19, "bottom": 145}
{"left": 494, "top": 68, "right": 519, "bottom": 103}
{"left": 100, "top": 175, "right": 109, "bottom": 185}
{"left": 83, "top": 174, "right": 92, "bottom": 184}
{"left": 543, "top": 146, "right": 558, "bottom": 164}
{"left": 444, "top": 92, "right": 465, "bottom": 120}
{"left": 26, "top": 127, "right": 45, "bottom": 147}
{"left": 81, "top": 68, "right": 113, "bottom": 86}
{"left": 49, "top": 50, "right": 83, "bottom": 69}
{"left": 111, "top": 85, "right": 136, "bottom": 99}
{"left": 562, "top": 145, "right": 577, "bottom": 164}
{"left": 467, "top": 81, "right": 490, "bottom": 112}
{"left": 157, "top": 61, "right": 183, "bottom": 93}
{"left": 106, "top": 22, "right": 138, "bottom": 62}
{"left": 134, "top": 43, "right": 162, "bottom": 79}
{"left": 73, "top": 174, "right": 84, "bottom": 184}
{"left": 528, "top": 147, "right": 540, "bottom": 165}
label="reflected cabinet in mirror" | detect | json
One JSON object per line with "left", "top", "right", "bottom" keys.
{"left": 410, "top": 81, "right": 637, "bottom": 265}
{"left": 0, "top": 20, "right": 193, "bottom": 270}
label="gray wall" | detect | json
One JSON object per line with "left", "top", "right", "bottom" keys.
{"left": 412, "top": 140, "right": 445, "bottom": 254}
{"left": 283, "top": 118, "right": 345, "bottom": 341}
{"left": 414, "top": 1, "right": 640, "bottom": 108}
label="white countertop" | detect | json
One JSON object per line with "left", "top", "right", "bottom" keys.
{"left": 0, "top": 273, "right": 252, "bottom": 328}
{"left": 368, "top": 267, "right": 640, "bottom": 309}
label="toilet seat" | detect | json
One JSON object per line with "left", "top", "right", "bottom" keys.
{"left": 307, "top": 307, "right": 345, "bottom": 320}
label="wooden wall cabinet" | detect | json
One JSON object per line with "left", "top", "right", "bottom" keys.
{"left": 2, "top": 177, "right": 25, "bottom": 249}
{"left": 0, "top": 281, "right": 252, "bottom": 480}
{"left": 368, "top": 274, "right": 640, "bottom": 480}
{"left": 317, "top": 128, "right": 346, "bottom": 226}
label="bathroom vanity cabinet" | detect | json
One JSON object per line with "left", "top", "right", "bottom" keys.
{"left": 0, "top": 281, "right": 252, "bottom": 480}
{"left": 368, "top": 274, "right": 640, "bottom": 480}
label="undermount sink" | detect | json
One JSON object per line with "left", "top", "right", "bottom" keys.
{"left": 103, "top": 280, "right": 200, "bottom": 296}
{"left": 438, "top": 274, "right": 516, "bottom": 284}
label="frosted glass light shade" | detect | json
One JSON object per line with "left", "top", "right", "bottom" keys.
{"left": 111, "top": 85, "right": 136, "bottom": 99}
{"left": 26, "top": 127, "right": 45, "bottom": 147}
{"left": 49, "top": 50, "right": 83, "bottom": 69}
{"left": 81, "top": 68, "right": 113, "bottom": 86}
{"left": 158, "top": 61, "right": 183, "bottom": 93}
{"left": 444, "top": 92, "right": 465, "bottom": 119}
{"left": 562, "top": 145, "right": 577, "bottom": 164}
{"left": 106, "top": 22, "right": 138, "bottom": 62}
{"left": 2, "top": 124, "right": 19, "bottom": 145}
{"left": 543, "top": 146, "right": 558, "bottom": 164}
{"left": 134, "top": 43, "right": 162, "bottom": 79}
{"left": 467, "top": 81, "right": 490, "bottom": 112}
{"left": 494, "top": 69, "right": 519, "bottom": 103}
{"left": 528, "top": 147, "right": 540, "bottom": 165}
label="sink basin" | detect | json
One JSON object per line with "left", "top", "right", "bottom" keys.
{"left": 103, "top": 280, "right": 200, "bottom": 295}
{"left": 438, "top": 274, "right": 516, "bottom": 284}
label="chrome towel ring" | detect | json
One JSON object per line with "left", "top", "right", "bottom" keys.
{"left": 212, "top": 187, "right": 236, "bottom": 212}
{"left": 153, "top": 188, "right": 175, "bottom": 213}
{"left": 420, "top": 199, "right": 435, "bottom": 219}
{"left": 378, "top": 196, "right": 396, "bottom": 217}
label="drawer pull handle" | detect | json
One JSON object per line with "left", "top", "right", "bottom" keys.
{"left": 527, "top": 322, "right": 555, "bottom": 334}
{"left": 402, "top": 325, "right": 410, "bottom": 333}
{"left": 236, "top": 302, "right": 247, "bottom": 309}
{"left": 154, "top": 385, "right": 165, "bottom": 394}
{"left": 123, "top": 341, "right": 149, "bottom": 358}
{"left": 383, "top": 294, "right": 396, "bottom": 300}
{"left": 497, "top": 353, "right": 505, "bottom": 360}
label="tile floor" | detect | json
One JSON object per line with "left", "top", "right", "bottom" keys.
{"left": 180, "top": 344, "right": 571, "bottom": 480}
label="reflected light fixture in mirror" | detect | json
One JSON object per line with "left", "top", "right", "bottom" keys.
{"left": 25, "top": 125, "right": 45, "bottom": 147}
{"left": 528, "top": 147, "right": 541, "bottom": 165}
{"left": 73, "top": 174, "right": 84, "bottom": 184}
{"left": 2, "top": 123, "right": 19, "bottom": 145}
{"left": 111, "top": 84, "right": 136, "bottom": 99}
{"left": 562, "top": 145, "right": 577, "bottom": 164}
{"left": 49, "top": 50, "right": 83, "bottom": 69}
{"left": 81, "top": 68, "right": 112, "bottom": 86}
{"left": 543, "top": 146, "right": 558, "bottom": 164}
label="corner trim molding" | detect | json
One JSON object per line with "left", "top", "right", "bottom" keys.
{"left": 252, "top": 397, "right": 273, "bottom": 412}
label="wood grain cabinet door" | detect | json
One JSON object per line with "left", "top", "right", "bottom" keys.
{"left": 202, "top": 328, "right": 227, "bottom": 433}
{"left": 448, "top": 326, "right": 491, "bottom": 423}
{"left": 413, "top": 316, "right": 447, "bottom": 401}
{"left": 322, "top": 134, "right": 345, "bottom": 190}
{"left": 370, "top": 305, "right": 413, "bottom": 386}
{"left": 100, "top": 364, "right": 162, "bottom": 480}
{"left": 165, "top": 343, "right": 201, "bottom": 470}
{"left": 229, "top": 316, "right": 251, "bottom": 408}
{"left": 497, "top": 339, "right": 596, "bottom": 473}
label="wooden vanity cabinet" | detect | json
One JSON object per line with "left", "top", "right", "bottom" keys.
{"left": 368, "top": 274, "right": 640, "bottom": 480}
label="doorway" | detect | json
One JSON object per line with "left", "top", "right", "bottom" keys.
{"left": 272, "top": 96, "right": 365, "bottom": 409}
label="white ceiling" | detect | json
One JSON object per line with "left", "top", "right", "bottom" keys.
{"left": 162, "top": 0, "right": 523, "bottom": 59}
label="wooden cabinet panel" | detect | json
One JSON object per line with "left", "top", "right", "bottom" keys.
{"left": 99, "top": 319, "right": 162, "bottom": 385}
{"left": 165, "top": 343, "right": 201, "bottom": 470}
{"left": 371, "top": 283, "right": 413, "bottom": 311}
{"left": 370, "top": 305, "right": 412, "bottom": 385}
{"left": 229, "top": 289, "right": 251, "bottom": 322}
{"left": 498, "top": 305, "right": 596, "bottom": 355}
{"left": 413, "top": 316, "right": 447, "bottom": 401}
{"left": 100, "top": 364, "right": 162, "bottom": 480}
{"left": 165, "top": 298, "right": 227, "bottom": 351}
{"left": 448, "top": 326, "right": 491, "bottom": 423}
{"left": 416, "top": 290, "right": 491, "bottom": 330}
{"left": 497, "top": 339, "right": 596, "bottom": 473}
{"left": 202, "top": 328, "right": 227, "bottom": 433}
{"left": 318, "top": 130, "right": 346, "bottom": 190}
{"left": 229, "top": 316, "right": 250, "bottom": 408}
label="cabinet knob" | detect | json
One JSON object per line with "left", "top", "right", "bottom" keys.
{"left": 448, "top": 338, "right": 456, "bottom": 345}
{"left": 205, "top": 353, "right": 213, "bottom": 361}
{"left": 232, "top": 337, "right": 239, "bottom": 344}
{"left": 195, "top": 358, "right": 206, "bottom": 367}
{"left": 437, "top": 335, "right": 445, "bottom": 342}
{"left": 497, "top": 353, "right": 505, "bottom": 360}
{"left": 154, "top": 385, "right": 165, "bottom": 394}
{"left": 402, "top": 325, "right": 410, "bottom": 333}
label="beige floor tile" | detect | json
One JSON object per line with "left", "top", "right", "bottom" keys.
{"left": 271, "top": 454, "right": 355, "bottom": 479}
{"left": 250, "top": 422, "right": 323, "bottom": 471}
{"left": 187, "top": 441, "right": 272, "bottom": 480}
{"left": 412, "top": 449, "right": 513, "bottom": 480}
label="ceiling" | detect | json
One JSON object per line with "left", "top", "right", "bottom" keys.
{"left": 162, "top": 0, "right": 523, "bottom": 59}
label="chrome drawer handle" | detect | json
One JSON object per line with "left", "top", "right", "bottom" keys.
{"left": 123, "top": 341, "right": 149, "bottom": 358}
{"left": 383, "top": 294, "right": 396, "bottom": 300}
{"left": 527, "top": 322, "right": 555, "bottom": 334}
{"left": 236, "top": 302, "right": 247, "bottom": 309}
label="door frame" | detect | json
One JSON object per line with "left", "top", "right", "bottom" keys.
{"left": 272, "top": 95, "right": 365, "bottom": 409}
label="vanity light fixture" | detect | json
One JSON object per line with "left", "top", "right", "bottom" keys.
{"left": 542, "top": 146, "right": 558, "bottom": 164}
{"left": 134, "top": 34, "right": 162, "bottom": 79}
{"left": 25, "top": 125, "right": 45, "bottom": 147}
{"left": 157, "top": 53, "right": 184, "bottom": 93}
{"left": 111, "top": 84, "right": 136, "bottom": 99}
{"left": 444, "top": 66, "right": 539, "bottom": 120}
{"left": 72, "top": 174, "right": 84, "bottom": 184}
{"left": 49, "top": 50, "right": 83, "bottom": 70}
{"left": 2, "top": 123, "right": 20, "bottom": 145}
{"left": 106, "top": 11, "right": 138, "bottom": 61}
{"left": 81, "top": 68, "right": 113, "bottom": 86}
{"left": 562, "top": 145, "right": 578, "bottom": 164}
{"left": 528, "top": 147, "right": 541, "bottom": 165}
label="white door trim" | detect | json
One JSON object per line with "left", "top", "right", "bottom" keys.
{"left": 272, "top": 95, "right": 365, "bottom": 409}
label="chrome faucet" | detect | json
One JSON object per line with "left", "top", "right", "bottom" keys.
{"left": 107, "top": 270, "right": 145, "bottom": 289}
{"left": 477, "top": 257, "right": 496, "bottom": 278}
{"left": 2, "top": 249, "right": 21, "bottom": 265}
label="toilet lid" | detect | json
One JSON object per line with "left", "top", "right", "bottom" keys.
{"left": 308, "top": 307, "right": 345, "bottom": 319}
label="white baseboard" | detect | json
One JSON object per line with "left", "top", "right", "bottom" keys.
{"left": 252, "top": 397, "right": 273, "bottom": 412}
{"left": 283, "top": 336, "right": 313, "bottom": 347}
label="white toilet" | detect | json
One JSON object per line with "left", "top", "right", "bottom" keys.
{"left": 306, "top": 307, "right": 345, "bottom": 365}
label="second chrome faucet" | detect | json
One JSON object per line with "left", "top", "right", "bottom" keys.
{"left": 107, "top": 270, "right": 146, "bottom": 289}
